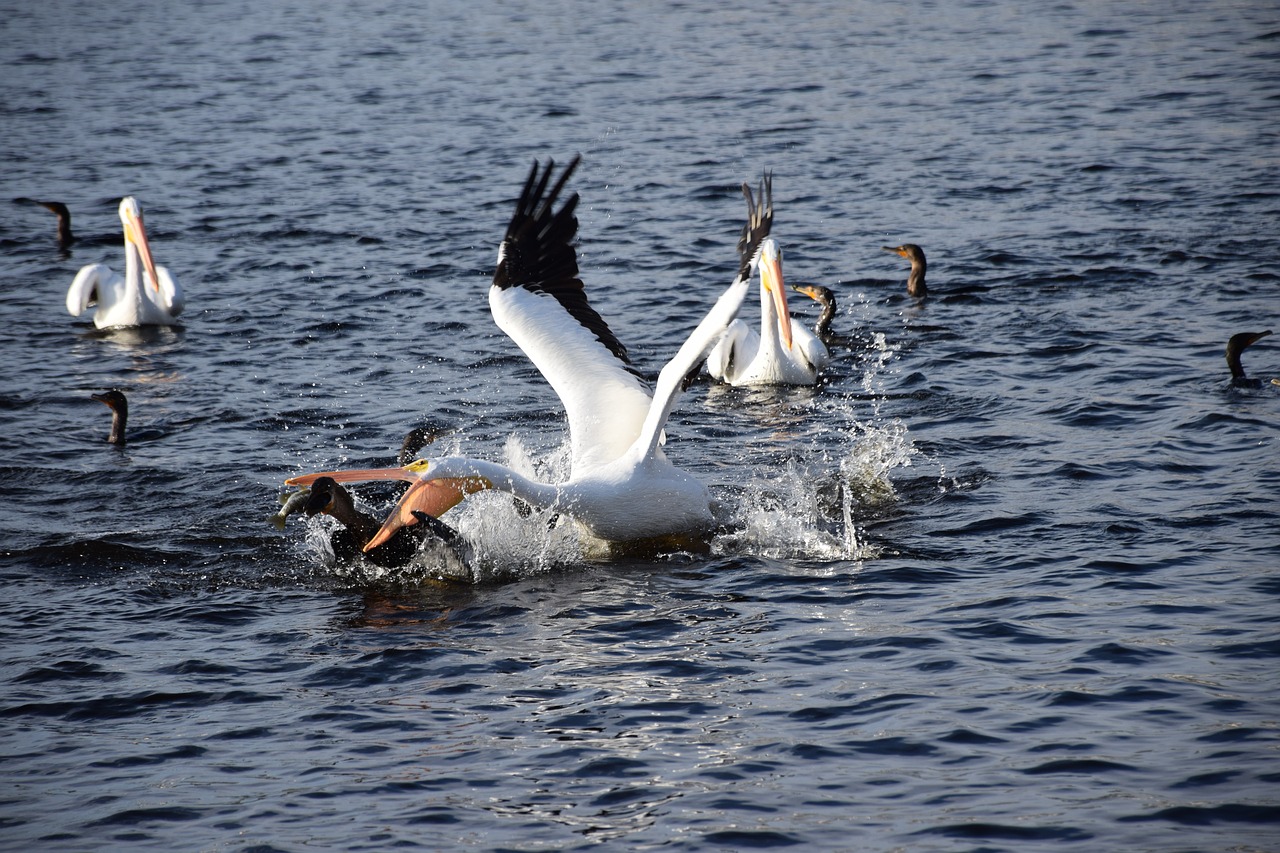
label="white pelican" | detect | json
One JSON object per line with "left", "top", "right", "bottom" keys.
{"left": 706, "top": 178, "right": 829, "bottom": 386}
{"left": 882, "top": 243, "right": 927, "bottom": 299}
{"left": 67, "top": 197, "right": 183, "bottom": 328}
{"left": 286, "top": 157, "right": 772, "bottom": 552}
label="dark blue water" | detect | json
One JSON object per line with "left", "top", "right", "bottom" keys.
{"left": 3, "top": 1, "right": 1278, "bottom": 849}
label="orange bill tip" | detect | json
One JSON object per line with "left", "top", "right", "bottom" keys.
{"left": 362, "top": 477, "right": 490, "bottom": 552}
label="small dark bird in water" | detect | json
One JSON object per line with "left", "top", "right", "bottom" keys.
{"left": 882, "top": 243, "right": 927, "bottom": 300}
{"left": 304, "top": 475, "right": 461, "bottom": 568}
{"left": 14, "top": 197, "right": 74, "bottom": 252}
{"left": 791, "top": 283, "right": 838, "bottom": 341}
{"left": 1226, "top": 330, "right": 1272, "bottom": 388}
{"left": 398, "top": 424, "right": 447, "bottom": 465}
{"left": 91, "top": 389, "right": 128, "bottom": 445}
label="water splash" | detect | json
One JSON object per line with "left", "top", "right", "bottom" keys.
{"left": 705, "top": 306, "right": 917, "bottom": 563}
{"left": 713, "top": 414, "right": 914, "bottom": 563}
{"left": 708, "top": 313, "right": 916, "bottom": 565}
{"left": 294, "top": 347, "right": 921, "bottom": 579}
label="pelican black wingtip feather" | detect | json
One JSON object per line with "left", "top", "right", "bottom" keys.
{"left": 736, "top": 171, "right": 774, "bottom": 283}
{"left": 495, "top": 156, "right": 580, "bottom": 288}
{"left": 492, "top": 155, "right": 633, "bottom": 368}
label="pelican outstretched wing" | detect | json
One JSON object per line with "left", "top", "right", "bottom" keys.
{"left": 488, "top": 157, "right": 653, "bottom": 474}
{"left": 633, "top": 174, "right": 775, "bottom": 457}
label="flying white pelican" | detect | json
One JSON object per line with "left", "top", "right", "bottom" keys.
{"left": 706, "top": 179, "right": 829, "bottom": 386}
{"left": 66, "top": 197, "right": 183, "bottom": 328}
{"left": 285, "top": 157, "right": 772, "bottom": 552}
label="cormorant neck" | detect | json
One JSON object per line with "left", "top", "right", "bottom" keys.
{"left": 399, "top": 428, "right": 433, "bottom": 465}
{"left": 815, "top": 294, "right": 836, "bottom": 338}
{"left": 1227, "top": 351, "right": 1247, "bottom": 381}
{"left": 108, "top": 409, "right": 126, "bottom": 445}
{"left": 324, "top": 486, "right": 383, "bottom": 543}
{"left": 1226, "top": 332, "right": 1271, "bottom": 382}
{"left": 907, "top": 262, "right": 927, "bottom": 300}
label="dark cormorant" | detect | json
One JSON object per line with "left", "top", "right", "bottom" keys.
{"left": 882, "top": 243, "right": 927, "bottom": 300}
{"left": 398, "top": 424, "right": 447, "bottom": 464}
{"left": 304, "top": 475, "right": 461, "bottom": 568}
{"left": 791, "top": 283, "right": 838, "bottom": 340}
{"left": 1226, "top": 330, "right": 1272, "bottom": 388}
{"left": 91, "top": 389, "right": 128, "bottom": 445}
{"left": 15, "top": 197, "right": 74, "bottom": 252}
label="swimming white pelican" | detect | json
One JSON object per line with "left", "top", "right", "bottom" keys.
{"left": 286, "top": 157, "right": 772, "bottom": 552}
{"left": 706, "top": 178, "right": 829, "bottom": 386}
{"left": 67, "top": 197, "right": 183, "bottom": 328}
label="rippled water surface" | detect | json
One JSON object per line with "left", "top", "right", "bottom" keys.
{"left": 2, "top": 1, "right": 1278, "bottom": 850}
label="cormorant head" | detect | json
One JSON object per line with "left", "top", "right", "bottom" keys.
{"left": 792, "top": 283, "right": 835, "bottom": 308}
{"left": 883, "top": 243, "right": 926, "bottom": 267}
{"left": 398, "top": 422, "right": 452, "bottom": 464}
{"left": 91, "top": 389, "right": 128, "bottom": 417}
{"left": 1226, "top": 330, "right": 1272, "bottom": 381}
{"left": 304, "top": 476, "right": 339, "bottom": 516}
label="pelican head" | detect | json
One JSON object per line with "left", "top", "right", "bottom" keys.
{"left": 118, "top": 196, "right": 161, "bottom": 294}
{"left": 756, "top": 237, "right": 792, "bottom": 349}
{"left": 363, "top": 459, "right": 490, "bottom": 552}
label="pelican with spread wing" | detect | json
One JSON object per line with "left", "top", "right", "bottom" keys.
{"left": 287, "top": 157, "right": 772, "bottom": 551}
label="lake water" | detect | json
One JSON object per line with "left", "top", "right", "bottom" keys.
{"left": 2, "top": 1, "right": 1278, "bottom": 850}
